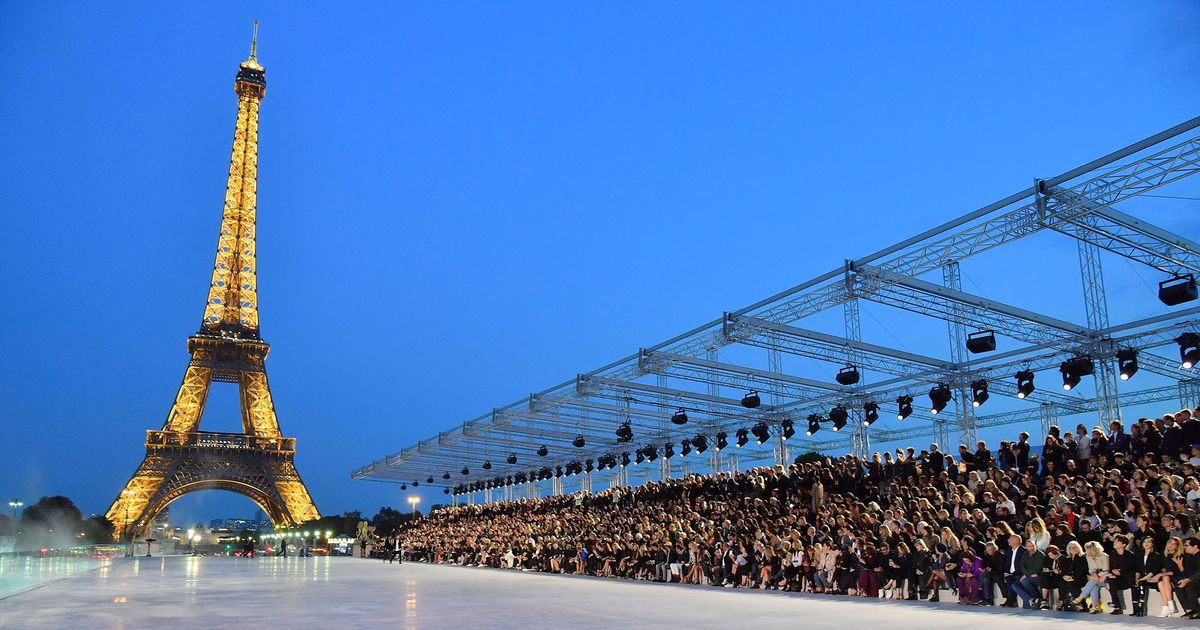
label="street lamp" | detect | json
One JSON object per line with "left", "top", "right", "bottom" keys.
{"left": 407, "top": 496, "right": 420, "bottom": 515}
{"left": 7, "top": 499, "right": 22, "bottom": 531}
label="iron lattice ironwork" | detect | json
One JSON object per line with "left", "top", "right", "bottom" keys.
{"left": 107, "top": 30, "right": 319, "bottom": 540}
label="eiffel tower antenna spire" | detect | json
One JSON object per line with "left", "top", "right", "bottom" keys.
{"left": 249, "top": 20, "right": 259, "bottom": 62}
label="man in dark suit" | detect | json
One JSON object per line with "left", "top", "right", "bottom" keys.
{"left": 1178, "top": 537, "right": 1200, "bottom": 619}
{"left": 1001, "top": 534, "right": 1025, "bottom": 607}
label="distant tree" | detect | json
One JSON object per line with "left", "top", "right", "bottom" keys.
{"left": 20, "top": 496, "right": 85, "bottom": 548}
{"left": 794, "top": 451, "right": 824, "bottom": 465}
{"left": 81, "top": 515, "right": 114, "bottom": 544}
{"left": 370, "top": 507, "right": 419, "bottom": 535}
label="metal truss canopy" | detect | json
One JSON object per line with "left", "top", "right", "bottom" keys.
{"left": 354, "top": 116, "right": 1200, "bottom": 499}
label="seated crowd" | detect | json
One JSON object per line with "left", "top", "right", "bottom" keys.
{"left": 396, "top": 408, "right": 1200, "bottom": 618}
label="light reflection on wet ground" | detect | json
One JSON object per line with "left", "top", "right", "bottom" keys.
{"left": 0, "top": 556, "right": 105, "bottom": 598}
{"left": 0, "top": 558, "right": 1185, "bottom": 629}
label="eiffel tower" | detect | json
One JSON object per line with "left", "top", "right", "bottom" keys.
{"left": 107, "top": 24, "right": 320, "bottom": 540}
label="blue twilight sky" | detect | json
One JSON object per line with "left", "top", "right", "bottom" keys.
{"left": 2, "top": 2, "right": 1199, "bottom": 527}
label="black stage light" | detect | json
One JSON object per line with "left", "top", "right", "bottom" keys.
{"left": 621, "top": 452, "right": 631, "bottom": 467}
{"left": 714, "top": 431, "right": 728, "bottom": 451}
{"left": 929, "top": 383, "right": 951, "bottom": 415}
{"left": 507, "top": 453, "right": 518, "bottom": 464}
{"left": 444, "top": 488, "right": 450, "bottom": 495}
{"left": 829, "top": 406, "right": 848, "bottom": 432}
{"left": 585, "top": 459, "right": 594, "bottom": 473}
{"left": 426, "top": 476, "right": 433, "bottom": 483}
{"left": 443, "top": 472, "right": 451, "bottom": 480}
{"left": 555, "top": 466, "right": 563, "bottom": 478}
{"left": 966, "top": 330, "right": 997, "bottom": 354}
{"left": 751, "top": 422, "right": 770, "bottom": 444}
{"left": 635, "top": 450, "right": 646, "bottom": 465}
{"left": 572, "top": 435, "right": 586, "bottom": 448}
{"left": 971, "top": 380, "right": 989, "bottom": 408}
{"left": 664, "top": 443, "right": 675, "bottom": 459}
{"left": 897, "top": 395, "right": 913, "bottom": 420}
{"left": 1179, "top": 333, "right": 1200, "bottom": 369}
{"left": 401, "top": 484, "right": 407, "bottom": 490}
{"left": 615, "top": 422, "right": 633, "bottom": 443}
{"left": 1117, "top": 349, "right": 1138, "bottom": 381}
{"left": 806, "top": 413, "right": 821, "bottom": 436}
{"left": 741, "top": 390, "right": 761, "bottom": 409}
{"left": 1060, "top": 356, "right": 1094, "bottom": 390}
{"left": 671, "top": 409, "right": 689, "bottom": 425}
{"left": 537, "top": 445, "right": 548, "bottom": 457}
{"left": 1015, "top": 370, "right": 1035, "bottom": 399}
{"left": 735, "top": 428, "right": 749, "bottom": 448}
{"left": 645, "top": 445, "right": 659, "bottom": 462}
{"left": 693, "top": 435, "right": 708, "bottom": 454}
{"left": 483, "top": 460, "right": 492, "bottom": 470}
{"left": 863, "top": 401, "right": 879, "bottom": 426}
{"left": 680, "top": 440, "right": 692, "bottom": 457}
{"left": 781, "top": 418, "right": 795, "bottom": 441}
{"left": 836, "top": 365, "right": 860, "bottom": 386}
{"left": 1160, "top": 275, "right": 1198, "bottom": 306}
{"left": 412, "top": 480, "right": 419, "bottom": 487}
{"left": 461, "top": 467, "right": 469, "bottom": 475}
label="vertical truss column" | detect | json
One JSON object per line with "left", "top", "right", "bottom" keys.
{"left": 1180, "top": 379, "right": 1200, "bottom": 410}
{"left": 657, "top": 373, "right": 671, "bottom": 481}
{"left": 581, "top": 472, "right": 592, "bottom": 494}
{"left": 942, "top": 261, "right": 976, "bottom": 446}
{"left": 1039, "top": 402, "right": 1058, "bottom": 442}
{"left": 527, "top": 481, "right": 538, "bottom": 500}
{"left": 1077, "top": 235, "right": 1122, "bottom": 426}
{"left": 552, "top": 477, "right": 563, "bottom": 496}
{"left": 844, "top": 296, "right": 869, "bottom": 458}
{"left": 767, "top": 336, "right": 786, "bottom": 466}
{"left": 706, "top": 347, "right": 722, "bottom": 475}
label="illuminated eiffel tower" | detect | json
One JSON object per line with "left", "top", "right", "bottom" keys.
{"left": 107, "top": 24, "right": 319, "bottom": 540}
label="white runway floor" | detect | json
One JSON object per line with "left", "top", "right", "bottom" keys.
{"left": 0, "top": 556, "right": 1192, "bottom": 629}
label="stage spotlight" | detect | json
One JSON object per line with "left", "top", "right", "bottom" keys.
{"left": 483, "top": 460, "right": 492, "bottom": 470}
{"left": 680, "top": 440, "right": 692, "bottom": 457}
{"left": 412, "top": 480, "right": 419, "bottom": 487}
{"left": 1160, "top": 275, "right": 1198, "bottom": 306}
{"left": 735, "top": 428, "right": 749, "bottom": 448}
{"left": 443, "top": 472, "right": 451, "bottom": 480}
{"left": 1060, "top": 356, "right": 1094, "bottom": 390}
{"left": 929, "top": 383, "right": 951, "bottom": 415}
{"left": 741, "top": 390, "right": 761, "bottom": 409}
{"left": 1179, "top": 333, "right": 1200, "bottom": 369}
{"left": 671, "top": 409, "right": 689, "bottom": 425}
{"left": 693, "top": 435, "right": 709, "bottom": 454}
{"left": 829, "top": 406, "right": 848, "bottom": 432}
{"left": 1117, "top": 349, "right": 1138, "bottom": 381}
{"left": 426, "top": 476, "right": 433, "bottom": 483}
{"left": 664, "top": 442, "right": 676, "bottom": 459}
{"left": 555, "top": 466, "right": 563, "bottom": 478}
{"left": 714, "top": 431, "right": 728, "bottom": 451}
{"left": 572, "top": 435, "right": 586, "bottom": 448}
{"left": 621, "top": 452, "right": 631, "bottom": 467}
{"left": 461, "top": 467, "right": 470, "bottom": 475}
{"left": 645, "top": 445, "right": 659, "bottom": 462}
{"left": 806, "top": 413, "right": 821, "bottom": 436}
{"left": 836, "top": 365, "right": 860, "bottom": 386}
{"left": 443, "top": 488, "right": 450, "bottom": 495}
{"left": 615, "top": 422, "right": 633, "bottom": 443}
{"left": 971, "top": 380, "right": 989, "bottom": 408}
{"left": 635, "top": 450, "right": 645, "bottom": 465}
{"left": 751, "top": 422, "right": 770, "bottom": 444}
{"left": 507, "top": 453, "right": 518, "bottom": 464}
{"left": 537, "top": 445, "right": 548, "bottom": 457}
{"left": 585, "top": 459, "right": 594, "bottom": 473}
{"left": 401, "top": 484, "right": 407, "bottom": 490}
{"left": 896, "top": 395, "right": 913, "bottom": 420}
{"left": 863, "top": 401, "right": 879, "bottom": 426}
{"left": 1015, "top": 370, "right": 1035, "bottom": 399}
{"left": 966, "top": 330, "right": 996, "bottom": 354}
{"left": 781, "top": 418, "right": 795, "bottom": 441}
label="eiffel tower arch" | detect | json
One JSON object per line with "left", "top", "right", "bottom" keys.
{"left": 106, "top": 26, "right": 319, "bottom": 540}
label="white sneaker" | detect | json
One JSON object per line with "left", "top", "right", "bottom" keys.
{"left": 1159, "top": 605, "right": 1172, "bottom": 617}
